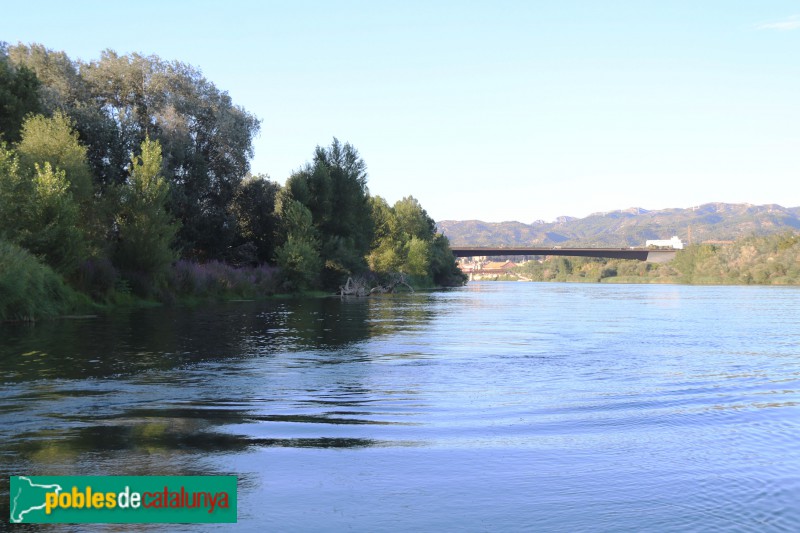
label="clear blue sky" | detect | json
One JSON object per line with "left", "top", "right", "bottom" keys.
{"left": 3, "top": 1, "right": 798, "bottom": 222}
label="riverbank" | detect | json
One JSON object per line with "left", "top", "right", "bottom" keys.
{"left": 507, "top": 232, "right": 800, "bottom": 287}
{"left": 0, "top": 239, "right": 447, "bottom": 321}
{"left": 1, "top": 240, "right": 280, "bottom": 321}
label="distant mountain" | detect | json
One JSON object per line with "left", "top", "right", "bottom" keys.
{"left": 437, "top": 203, "right": 800, "bottom": 247}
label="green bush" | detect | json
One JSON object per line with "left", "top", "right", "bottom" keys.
{"left": 0, "top": 239, "right": 90, "bottom": 320}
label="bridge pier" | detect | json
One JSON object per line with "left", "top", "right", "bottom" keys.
{"left": 646, "top": 251, "right": 677, "bottom": 263}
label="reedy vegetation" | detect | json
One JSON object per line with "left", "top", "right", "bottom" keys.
{"left": 0, "top": 43, "right": 464, "bottom": 319}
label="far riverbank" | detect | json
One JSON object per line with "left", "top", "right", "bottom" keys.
{"left": 466, "top": 232, "right": 800, "bottom": 287}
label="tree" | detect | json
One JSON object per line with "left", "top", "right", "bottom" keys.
{"left": 405, "top": 236, "right": 430, "bottom": 276}
{"left": 230, "top": 174, "right": 280, "bottom": 263}
{"left": 9, "top": 44, "right": 131, "bottom": 186}
{"left": 0, "top": 43, "right": 42, "bottom": 143}
{"left": 366, "top": 194, "right": 465, "bottom": 286}
{"left": 8, "top": 44, "right": 261, "bottom": 258}
{"left": 80, "top": 50, "right": 260, "bottom": 258}
{"left": 0, "top": 143, "right": 30, "bottom": 243}
{"left": 6, "top": 43, "right": 85, "bottom": 112}
{"left": 429, "top": 233, "right": 466, "bottom": 286}
{"left": 285, "top": 138, "right": 373, "bottom": 288}
{"left": 113, "top": 137, "right": 178, "bottom": 283}
{"left": 16, "top": 112, "right": 93, "bottom": 203}
{"left": 370, "top": 195, "right": 431, "bottom": 276}
{"left": 274, "top": 198, "right": 321, "bottom": 291}
{"left": 15, "top": 112, "right": 117, "bottom": 257}
{"left": 24, "top": 162, "right": 84, "bottom": 274}
{"left": 367, "top": 196, "right": 402, "bottom": 273}
{"left": 393, "top": 196, "right": 436, "bottom": 241}
{"left": 0, "top": 143, "right": 84, "bottom": 274}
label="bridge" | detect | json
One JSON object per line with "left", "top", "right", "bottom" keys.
{"left": 449, "top": 246, "right": 677, "bottom": 263}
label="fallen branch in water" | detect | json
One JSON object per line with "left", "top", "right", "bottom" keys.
{"left": 339, "top": 276, "right": 371, "bottom": 297}
{"left": 339, "top": 273, "right": 414, "bottom": 297}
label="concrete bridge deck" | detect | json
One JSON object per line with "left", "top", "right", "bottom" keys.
{"left": 450, "top": 246, "right": 677, "bottom": 263}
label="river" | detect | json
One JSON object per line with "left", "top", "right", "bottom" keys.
{"left": 2, "top": 282, "right": 799, "bottom": 531}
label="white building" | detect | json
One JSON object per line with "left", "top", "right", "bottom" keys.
{"left": 645, "top": 236, "right": 684, "bottom": 249}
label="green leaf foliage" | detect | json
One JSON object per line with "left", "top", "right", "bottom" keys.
{"left": 0, "top": 238, "right": 89, "bottom": 321}
{"left": 0, "top": 142, "right": 28, "bottom": 240}
{"left": 274, "top": 199, "right": 321, "bottom": 291}
{"left": 368, "top": 195, "right": 466, "bottom": 286}
{"left": 22, "top": 162, "right": 84, "bottom": 274}
{"left": 0, "top": 41, "right": 464, "bottom": 308}
{"left": 7, "top": 43, "right": 261, "bottom": 259}
{"left": 285, "top": 139, "right": 373, "bottom": 288}
{"left": 0, "top": 44, "right": 42, "bottom": 143}
{"left": 1, "top": 144, "right": 83, "bottom": 273}
{"left": 230, "top": 174, "right": 280, "bottom": 263}
{"left": 113, "top": 137, "right": 179, "bottom": 288}
{"left": 16, "top": 112, "right": 93, "bottom": 203}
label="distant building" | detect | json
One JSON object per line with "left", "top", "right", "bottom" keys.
{"left": 457, "top": 262, "right": 475, "bottom": 274}
{"left": 645, "top": 236, "right": 684, "bottom": 249}
{"left": 477, "top": 261, "right": 518, "bottom": 274}
{"left": 458, "top": 260, "right": 518, "bottom": 277}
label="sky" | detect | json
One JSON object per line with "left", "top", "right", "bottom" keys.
{"left": 2, "top": 1, "right": 798, "bottom": 223}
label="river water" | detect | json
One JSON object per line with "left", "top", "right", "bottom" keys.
{"left": 1, "top": 282, "right": 799, "bottom": 531}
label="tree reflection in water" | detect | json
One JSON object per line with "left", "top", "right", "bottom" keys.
{"left": 0, "top": 294, "right": 438, "bottom": 487}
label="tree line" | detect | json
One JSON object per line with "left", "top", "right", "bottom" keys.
{"left": 512, "top": 232, "right": 800, "bottom": 285}
{"left": 0, "top": 43, "right": 464, "bottom": 318}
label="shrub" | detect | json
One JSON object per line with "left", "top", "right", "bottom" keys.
{"left": 71, "top": 257, "right": 118, "bottom": 300}
{"left": 0, "top": 239, "right": 89, "bottom": 320}
{"left": 167, "top": 260, "right": 280, "bottom": 299}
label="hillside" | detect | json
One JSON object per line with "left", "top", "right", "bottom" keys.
{"left": 438, "top": 203, "right": 800, "bottom": 247}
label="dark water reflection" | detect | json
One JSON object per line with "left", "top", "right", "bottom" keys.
{"left": 1, "top": 297, "right": 403, "bottom": 380}
{"left": 2, "top": 285, "right": 800, "bottom": 531}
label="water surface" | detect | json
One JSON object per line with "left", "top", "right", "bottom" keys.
{"left": 2, "top": 283, "right": 799, "bottom": 531}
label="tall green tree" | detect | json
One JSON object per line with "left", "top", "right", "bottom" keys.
{"left": 8, "top": 44, "right": 261, "bottom": 258}
{"left": 230, "top": 174, "right": 280, "bottom": 263}
{"left": 429, "top": 233, "right": 466, "bottom": 286}
{"left": 367, "top": 196, "right": 402, "bottom": 273}
{"left": 8, "top": 44, "right": 131, "bottom": 186}
{"left": 6, "top": 43, "right": 85, "bottom": 112}
{"left": 0, "top": 43, "right": 42, "bottom": 143}
{"left": 113, "top": 137, "right": 178, "bottom": 282}
{"left": 285, "top": 139, "right": 373, "bottom": 287}
{"left": 0, "top": 142, "right": 84, "bottom": 274}
{"left": 393, "top": 196, "right": 436, "bottom": 241}
{"left": 367, "top": 194, "right": 464, "bottom": 286}
{"left": 80, "top": 50, "right": 260, "bottom": 258}
{"left": 15, "top": 112, "right": 116, "bottom": 257}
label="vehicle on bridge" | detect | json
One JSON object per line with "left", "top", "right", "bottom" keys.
{"left": 645, "top": 236, "right": 684, "bottom": 250}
